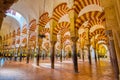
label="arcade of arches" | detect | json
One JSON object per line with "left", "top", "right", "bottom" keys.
{"left": 0, "top": 0, "right": 120, "bottom": 80}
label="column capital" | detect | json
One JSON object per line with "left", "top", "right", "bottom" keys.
{"left": 71, "top": 36, "right": 78, "bottom": 42}
{"left": 50, "top": 41, "right": 56, "bottom": 45}
{"left": 105, "top": 30, "right": 113, "bottom": 40}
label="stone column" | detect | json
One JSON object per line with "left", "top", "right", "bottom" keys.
{"left": 86, "top": 28, "right": 91, "bottom": 64}
{"left": 50, "top": 41, "right": 56, "bottom": 69}
{"left": 87, "top": 44, "right": 91, "bottom": 64}
{"left": 26, "top": 28, "right": 29, "bottom": 63}
{"left": 27, "top": 48, "right": 30, "bottom": 63}
{"left": 68, "top": 2, "right": 78, "bottom": 72}
{"left": 36, "top": 47, "right": 39, "bottom": 66}
{"left": 71, "top": 37, "right": 78, "bottom": 73}
{"left": 113, "top": 32, "right": 120, "bottom": 80}
{"left": 63, "top": 44, "right": 66, "bottom": 60}
{"left": 106, "top": 30, "right": 119, "bottom": 80}
{"left": 93, "top": 37, "right": 97, "bottom": 62}
{"left": 19, "top": 47, "right": 22, "bottom": 62}
{"left": 94, "top": 48, "right": 97, "bottom": 62}
{"left": 100, "top": 0, "right": 120, "bottom": 79}
{"left": 60, "top": 35, "right": 62, "bottom": 62}
{"left": 36, "top": 24, "right": 40, "bottom": 66}
{"left": 60, "top": 48, "right": 62, "bottom": 62}
{"left": 81, "top": 48, "right": 84, "bottom": 62}
{"left": 96, "top": 44, "right": 100, "bottom": 61}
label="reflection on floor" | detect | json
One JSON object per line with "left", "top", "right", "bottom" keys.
{"left": 0, "top": 58, "right": 5, "bottom": 67}
{"left": 0, "top": 58, "right": 115, "bottom": 80}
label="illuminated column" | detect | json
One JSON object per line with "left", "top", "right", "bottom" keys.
{"left": 50, "top": 41, "right": 56, "bottom": 69}
{"left": 50, "top": 18, "right": 57, "bottom": 69}
{"left": 86, "top": 28, "right": 91, "bottom": 64}
{"left": 96, "top": 43, "right": 99, "bottom": 61}
{"left": 94, "top": 47, "right": 97, "bottom": 62}
{"left": 82, "top": 48, "right": 84, "bottom": 62}
{"left": 80, "top": 38, "right": 85, "bottom": 62}
{"left": 71, "top": 37, "right": 78, "bottom": 72}
{"left": 100, "top": 0, "right": 120, "bottom": 79}
{"left": 69, "top": 8, "right": 78, "bottom": 72}
{"left": 26, "top": 27, "right": 30, "bottom": 63}
{"left": 106, "top": 30, "right": 119, "bottom": 79}
{"left": 60, "top": 34, "right": 62, "bottom": 62}
{"left": 63, "top": 44, "right": 66, "bottom": 60}
{"left": 93, "top": 36, "right": 97, "bottom": 62}
{"left": 18, "top": 27, "right": 22, "bottom": 62}
{"left": 36, "top": 24, "right": 39, "bottom": 66}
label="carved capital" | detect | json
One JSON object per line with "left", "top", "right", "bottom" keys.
{"left": 105, "top": 30, "right": 113, "bottom": 40}
{"left": 50, "top": 41, "right": 56, "bottom": 45}
{"left": 71, "top": 36, "right": 78, "bottom": 42}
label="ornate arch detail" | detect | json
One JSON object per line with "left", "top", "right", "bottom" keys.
{"left": 43, "top": 42, "right": 50, "bottom": 51}
{"left": 80, "top": 32, "right": 86, "bottom": 39}
{"left": 60, "top": 28, "right": 69, "bottom": 35}
{"left": 75, "top": 11, "right": 105, "bottom": 29}
{"left": 73, "top": 0, "right": 100, "bottom": 15}
{"left": 53, "top": 22, "right": 70, "bottom": 35}
{"left": 62, "top": 35, "right": 71, "bottom": 43}
{"left": 12, "top": 39, "right": 15, "bottom": 45}
{"left": 39, "top": 12, "right": 50, "bottom": 27}
{"left": 22, "top": 37, "right": 27, "bottom": 44}
{"left": 52, "top": 3, "right": 70, "bottom": 22}
{"left": 96, "top": 37, "right": 108, "bottom": 44}
{"left": 40, "top": 28, "right": 50, "bottom": 35}
{"left": 87, "top": 19, "right": 104, "bottom": 28}
{"left": 12, "top": 30, "right": 16, "bottom": 38}
{"left": 17, "top": 27, "right": 20, "bottom": 36}
{"left": 89, "top": 28, "right": 105, "bottom": 39}
{"left": 98, "top": 42, "right": 107, "bottom": 45}
{"left": 29, "top": 33, "right": 36, "bottom": 41}
{"left": 22, "top": 24, "right": 27, "bottom": 34}
{"left": 29, "top": 19, "right": 37, "bottom": 31}
{"left": 16, "top": 38, "right": 20, "bottom": 44}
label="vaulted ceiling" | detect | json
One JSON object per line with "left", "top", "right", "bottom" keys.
{"left": 0, "top": 0, "right": 18, "bottom": 29}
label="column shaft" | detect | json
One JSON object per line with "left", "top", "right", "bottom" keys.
{"left": 71, "top": 37, "right": 78, "bottom": 73}
{"left": 50, "top": 41, "right": 56, "bottom": 69}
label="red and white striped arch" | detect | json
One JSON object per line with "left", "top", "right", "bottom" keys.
{"left": 53, "top": 22, "right": 70, "bottom": 35}
{"left": 39, "top": 12, "right": 50, "bottom": 27}
{"left": 29, "top": 19, "right": 37, "bottom": 31}
{"left": 75, "top": 11, "right": 105, "bottom": 29}
{"left": 40, "top": 28, "right": 50, "bottom": 35}
{"left": 73, "top": 0, "right": 100, "bottom": 15}
{"left": 22, "top": 24, "right": 27, "bottom": 34}
{"left": 89, "top": 28, "right": 105, "bottom": 39}
{"left": 52, "top": 3, "right": 70, "bottom": 22}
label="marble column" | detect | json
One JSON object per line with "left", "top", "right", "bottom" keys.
{"left": 114, "top": 32, "right": 120, "bottom": 80}
{"left": 87, "top": 44, "right": 91, "bottom": 64}
{"left": 71, "top": 37, "right": 78, "bottom": 73}
{"left": 106, "top": 30, "right": 119, "bottom": 80}
{"left": 100, "top": 0, "right": 120, "bottom": 78}
{"left": 60, "top": 35, "right": 62, "bottom": 62}
{"left": 19, "top": 47, "right": 22, "bottom": 62}
{"left": 82, "top": 48, "right": 84, "bottom": 62}
{"left": 60, "top": 49, "right": 62, "bottom": 62}
{"left": 26, "top": 48, "right": 30, "bottom": 63}
{"left": 50, "top": 41, "right": 56, "bottom": 69}
{"left": 93, "top": 37, "right": 97, "bottom": 62}
{"left": 36, "top": 47, "right": 40, "bottom": 66}
{"left": 94, "top": 48, "right": 97, "bottom": 62}
{"left": 86, "top": 28, "right": 91, "bottom": 64}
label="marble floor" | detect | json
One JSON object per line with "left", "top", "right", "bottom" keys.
{"left": 0, "top": 58, "right": 115, "bottom": 80}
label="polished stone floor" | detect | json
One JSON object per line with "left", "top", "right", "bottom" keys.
{"left": 0, "top": 58, "right": 115, "bottom": 80}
